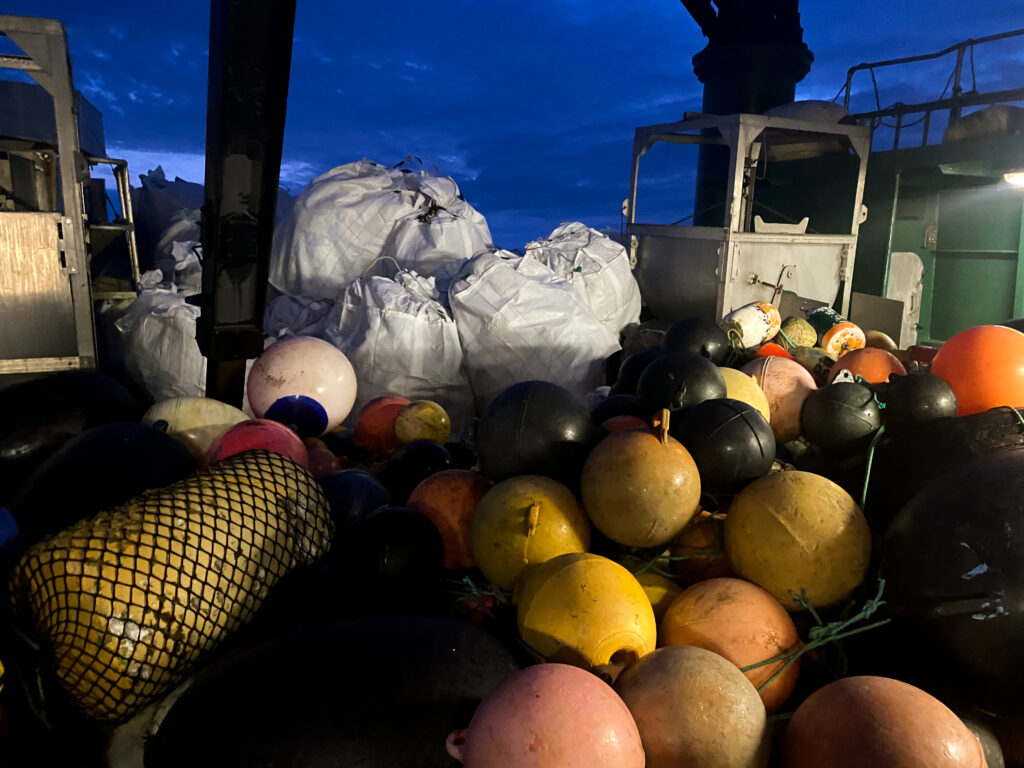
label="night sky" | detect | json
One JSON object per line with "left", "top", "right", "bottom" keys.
{"left": 3, "top": 1, "right": 1023, "bottom": 247}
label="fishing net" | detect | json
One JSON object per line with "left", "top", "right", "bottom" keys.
{"left": 9, "top": 449, "right": 333, "bottom": 722}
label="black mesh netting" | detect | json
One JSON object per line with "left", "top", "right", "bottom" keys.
{"left": 8, "top": 449, "right": 333, "bottom": 723}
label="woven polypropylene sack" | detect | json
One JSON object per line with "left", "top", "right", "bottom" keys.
{"left": 9, "top": 450, "right": 333, "bottom": 722}
{"left": 522, "top": 222, "right": 641, "bottom": 338}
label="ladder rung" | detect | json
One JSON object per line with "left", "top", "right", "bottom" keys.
{"left": 89, "top": 223, "right": 134, "bottom": 232}
{"left": 0, "top": 54, "right": 43, "bottom": 72}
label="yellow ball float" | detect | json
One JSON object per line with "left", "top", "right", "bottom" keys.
{"left": 517, "top": 553, "right": 657, "bottom": 667}
{"left": 394, "top": 399, "right": 452, "bottom": 444}
{"left": 471, "top": 475, "right": 590, "bottom": 590}
{"left": 725, "top": 470, "right": 871, "bottom": 610}
{"left": 718, "top": 367, "right": 771, "bottom": 423}
{"left": 581, "top": 412, "right": 701, "bottom": 548}
{"left": 634, "top": 570, "right": 684, "bottom": 622}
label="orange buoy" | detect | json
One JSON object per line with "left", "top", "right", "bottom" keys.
{"left": 826, "top": 347, "right": 906, "bottom": 384}
{"left": 668, "top": 510, "right": 732, "bottom": 585}
{"left": 755, "top": 342, "right": 795, "bottom": 360}
{"left": 783, "top": 676, "right": 987, "bottom": 768}
{"left": 354, "top": 395, "right": 410, "bottom": 455}
{"left": 659, "top": 577, "right": 801, "bottom": 713}
{"left": 931, "top": 324, "right": 1024, "bottom": 415}
{"left": 407, "top": 469, "right": 491, "bottom": 569}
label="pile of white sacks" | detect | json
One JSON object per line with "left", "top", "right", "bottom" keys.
{"left": 120, "top": 159, "right": 642, "bottom": 433}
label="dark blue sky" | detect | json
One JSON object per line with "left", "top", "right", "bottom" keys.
{"left": 5, "top": 1, "right": 1024, "bottom": 247}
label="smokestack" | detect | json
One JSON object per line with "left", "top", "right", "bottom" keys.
{"left": 681, "top": 0, "right": 814, "bottom": 224}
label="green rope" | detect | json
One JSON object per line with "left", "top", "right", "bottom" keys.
{"left": 740, "top": 579, "right": 890, "bottom": 693}
{"left": 775, "top": 327, "right": 798, "bottom": 352}
{"left": 625, "top": 516, "right": 725, "bottom": 579}
{"left": 1012, "top": 407, "right": 1024, "bottom": 429}
{"left": 860, "top": 424, "right": 886, "bottom": 510}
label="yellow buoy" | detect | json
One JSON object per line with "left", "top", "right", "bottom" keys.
{"left": 471, "top": 475, "right": 590, "bottom": 590}
{"left": 725, "top": 470, "right": 871, "bottom": 610}
{"left": 394, "top": 399, "right": 452, "bottom": 444}
{"left": 718, "top": 367, "right": 771, "bottom": 423}
{"left": 634, "top": 570, "right": 684, "bottom": 622}
{"left": 777, "top": 316, "right": 817, "bottom": 350}
{"left": 142, "top": 397, "right": 248, "bottom": 463}
{"left": 581, "top": 411, "right": 701, "bottom": 548}
{"left": 518, "top": 552, "right": 657, "bottom": 667}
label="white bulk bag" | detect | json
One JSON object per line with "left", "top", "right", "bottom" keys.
{"left": 381, "top": 175, "right": 492, "bottom": 281}
{"left": 324, "top": 269, "right": 473, "bottom": 433}
{"left": 449, "top": 250, "right": 620, "bottom": 412}
{"left": 263, "top": 295, "right": 336, "bottom": 339}
{"left": 269, "top": 160, "right": 422, "bottom": 300}
{"left": 116, "top": 290, "right": 206, "bottom": 401}
{"left": 523, "top": 222, "right": 641, "bottom": 338}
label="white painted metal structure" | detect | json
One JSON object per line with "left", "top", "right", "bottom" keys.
{"left": 626, "top": 112, "right": 871, "bottom": 322}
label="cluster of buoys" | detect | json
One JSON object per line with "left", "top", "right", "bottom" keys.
{"left": 4, "top": 313, "right": 1024, "bottom": 767}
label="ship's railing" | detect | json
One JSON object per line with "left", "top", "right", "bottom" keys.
{"left": 834, "top": 28, "right": 1024, "bottom": 151}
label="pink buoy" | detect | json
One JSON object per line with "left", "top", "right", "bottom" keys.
{"left": 205, "top": 418, "right": 309, "bottom": 469}
{"left": 445, "top": 663, "right": 644, "bottom": 768}
{"left": 741, "top": 356, "right": 817, "bottom": 443}
{"left": 247, "top": 336, "right": 358, "bottom": 437}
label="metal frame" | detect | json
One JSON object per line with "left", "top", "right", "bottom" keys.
{"left": 0, "top": 14, "right": 95, "bottom": 374}
{"left": 87, "top": 155, "right": 141, "bottom": 299}
{"left": 626, "top": 112, "right": 871, "bottom": 319}
{"left": 839, "top": 28, "right": 1024, "bottom": 150}
{"left": 198, "top": 0, "right": 296, "bottom": 405}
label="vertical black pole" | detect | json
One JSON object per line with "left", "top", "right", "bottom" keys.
{"left": 682, "top": 0, "right": 813, "bottom": 226}
{"left": 197, "top": 0, "right": 296, "bottom": 405}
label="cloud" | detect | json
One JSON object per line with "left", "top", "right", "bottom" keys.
{"left": 80, "top": 72, "right": 117, "bottom": 104}
{"left": 403, "top": 60, "right": 430, "bottom": 71}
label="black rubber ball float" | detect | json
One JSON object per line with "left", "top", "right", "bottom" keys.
{"left": 801, "top": 382, "right": 881, "bottom": 455}
{"left": 476, "top": 380, "right": 593, "bottom": 484}
{"left": 877, "top": 372, "right": 958, "bottom": 432}
{"left": 635, "top": 351, "right": 726, "bottom": 417}
{"left": 610, "top": 348, "right": 661, "bottom": 396}
{"left": 662, "top": 317, "right": 730, "bottom": 365}
{"left": 672, "top": 398, "right": 775, "bottom": 494}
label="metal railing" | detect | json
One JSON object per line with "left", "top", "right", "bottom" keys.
{"left": 834, "top": 28, "right": 1024, "bottom": 150}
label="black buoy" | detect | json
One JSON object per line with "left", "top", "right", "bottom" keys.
{"left": 319, "top": 469, "right": 391, "bottom": 528}
{"left": 444, "top": 440, "right": 478, "bottom": 470}
{"left": 0, "top": 371, "right": 143, "bottom": 504}
{"left": 476, "top": 380, "right": 593, "bottom": 484}
{"left": 881, "top": 448, "right": 1024, "bottom": 716}
{"left": 878, "top": 372, "right": 958, "bottom": 432}
{"left": 800, "top": 382, "right": 881, "bottom": 455}
{"left": 635, "top": 351, "right": 726, "bottom": 417}
{"left": 662, "top": 317, "right": 730, "bottom": 365}
{"left": 672, "top": 398, "right": 775, "bottom": 494}
{"left": 319, "top": 429, "right": 371, "bottom": 464}
{"left": 338, "top": 506, "right": 445, "bottom": 600}
{"left": 145, "top": 617, "right": 524, "bottom": 768}
{"left": 610, "top": 348, "right": 661, "bottom": 396}
{"left": 603, "top": 349, "right": 624, "bottom": 387}
{"left": 383, "top": 440, "right": 452, "bottom": 504}
{"left": 8, "top": 422, "right": 196, "bottom": 545}
{"left": 590, "top": 394, "right": 645, "bottom": 427}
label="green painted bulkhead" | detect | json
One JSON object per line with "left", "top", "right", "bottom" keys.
{"left": 852, "top": 133, "right": 1024, "bottom": 343}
